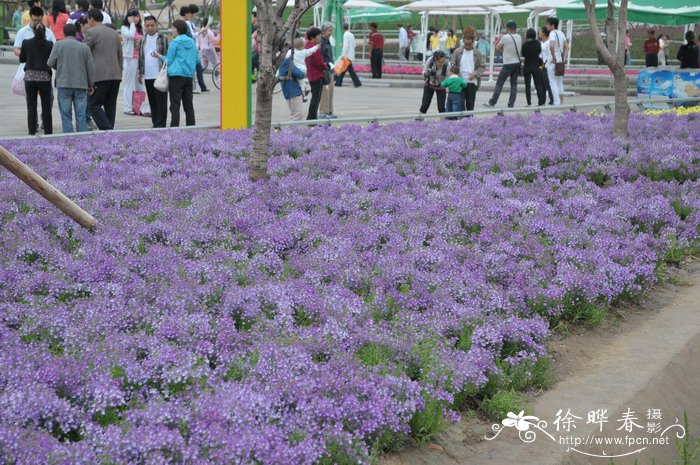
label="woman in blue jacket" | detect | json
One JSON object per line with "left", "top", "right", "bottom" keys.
{"left": 155, "top": 19, "right": 199, "bottom": 126}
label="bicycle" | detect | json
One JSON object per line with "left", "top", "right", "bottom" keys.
{"left": 212, "top": 62, "right": 220, "bottom": 90}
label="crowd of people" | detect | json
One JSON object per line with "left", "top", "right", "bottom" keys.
{"left": 12, "top": 0, "right": 220, "bottom": 135}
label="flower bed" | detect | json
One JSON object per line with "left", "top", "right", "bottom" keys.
{"left": 353, "top": 64, "right": 641, "bottom": 76}
{"left": 0, "top": 113, "right": 698, "bottom": 464}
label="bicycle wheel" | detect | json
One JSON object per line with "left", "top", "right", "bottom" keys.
{"left": 212, "top": 63, "right": 221, "bottom": 90}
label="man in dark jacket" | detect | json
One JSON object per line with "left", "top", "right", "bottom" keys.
{"left": 677, "top": 31, "right": 699, "bottom": 69}
{"left": 319, "top": 23, "right": 336, "bottom": 119}
{"left": 278, "top": 57, "right": 306, "bottom": 121}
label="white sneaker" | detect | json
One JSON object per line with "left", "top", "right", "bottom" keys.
{"left": 193, "top": 89, "right": 201, "bottom": 94}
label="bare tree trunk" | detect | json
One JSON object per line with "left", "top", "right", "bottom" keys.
{"left": 583, "top": 0, "right": 630, "bottom": 138}
{"left": 251, "top": 73, "right": 276, "bottom": 182}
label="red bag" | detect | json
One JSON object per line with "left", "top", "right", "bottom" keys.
{"left": 132, "top": 91, "right": 147, "bottom": 116}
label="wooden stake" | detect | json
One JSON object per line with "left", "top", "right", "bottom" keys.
{"left": 0, "top": 146, "right": 97, "bottom": 231}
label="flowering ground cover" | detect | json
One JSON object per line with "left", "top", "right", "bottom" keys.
{"left": 0, "top": 113, "right": 699, "bottom": 464}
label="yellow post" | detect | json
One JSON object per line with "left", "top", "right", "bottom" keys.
{"left": 220, "top": 0, "right": 251, "bottom": 130}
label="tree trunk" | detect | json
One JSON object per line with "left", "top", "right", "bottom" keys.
{"left": 250, "top": 72, "right": 275, "bottom": 182}
{"left": 613, "top": 68, "right": 630, "bottom": 138}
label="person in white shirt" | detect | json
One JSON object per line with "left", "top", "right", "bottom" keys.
{"left": 398, "top": 24, "right": 409, "bottom": 62}
{"left": 279, "top": 37, "right": 319, "bottom": 102}
{"left": 120, "top": 9, "right": 145, "bottom": 115}
{"left": 539, "top": 27, "right": 554, "bottom": 105}
{"left": 335, "top": 23, "right": 362, "bottom": 87}
{"left": 483, "top": 20, "right": 522, "bottom": 108}
{"left": 89, "top": 0, "right": 111, "bottom": 25}
{"left": 14, "top": 7, "right": 56, "bottom": 57}
{"left": 138, "top": 15, "right": 168, "bottom": 127}
{"left": 546, "top": 16, "right": 568, "bottom": 105}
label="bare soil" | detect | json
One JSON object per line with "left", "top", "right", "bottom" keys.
{"left": 383, "top": 261, "right": 700, "bottom": 465}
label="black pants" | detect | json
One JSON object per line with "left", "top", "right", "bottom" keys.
{"left": 145, "top": 79, "right": 168, "bottom": 128}
{"left": 463, "top": 82, "right": 477, "bottom": 113}
{"left": 645, "top": 53, "right": 658, "bottom": 67}
{"left": 335, "top": 63, "right": 362, "bottom": 87}
{"left": 371, "top": 48, "right": 383, "bottom": 78}
{"left": 489, "top": 63, "right": 520, "bottom": 107}
{"left": 307, "top": 78, "right": 324, "bottom": 120}
{"left": 523, "top": 64, "right": 546, "bottom": 106}
{"left": 541, "top": 68, "right": 554, "bottom": 104}
{"left": 169, "top": 76, "right": 195, "bottom": 127}
{"left": 419, "top": 86, "right": 446, "bottom": 114}
{"left": 195, "top": 62, "right": 208, "bottom": 91}
{"left": 25, "top": 80, "right": 52, "bottom": 135}
{"left": 90, "top": 80, "right": 120, "bottom": 130}
{"left": 404, "top": 47, "right": 410, "bottom": 61}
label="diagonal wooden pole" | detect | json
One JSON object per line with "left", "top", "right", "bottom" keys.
{"left": 0, "top": 146, "right": 97, "bottom": 231}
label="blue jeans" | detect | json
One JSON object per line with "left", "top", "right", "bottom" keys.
{"left": 446, "top": 92, "right": 464, "bottom": 120}
{"left": 57, "top": 88, "right": 88, "bottom": 133}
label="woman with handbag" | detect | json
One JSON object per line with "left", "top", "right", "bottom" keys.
{"left": 19, "top": 23, "right": 53, "bottom": 135}
{"left": 419, "top": 50, "right": 448, "bottom": 115}
{"left": 121, "top": 9, "right": 145, "bottom": 115}
{"left": 522, "top": 28, "right": 546, "bottom": 107}
{"left": 304, "top": 27, "right": 326, "bottom": 121}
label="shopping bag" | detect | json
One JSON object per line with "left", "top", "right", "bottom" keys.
{"left": 132, "top": 91, "right": 147, "bottom": 116}
{"left": 334, "top": 57, "right": 350, "bottom": 75}
{"left": 154, "top": 63, "right": 169, "bottom": 92}
{"left": 140, "top": 100, "right": 151, "bottom": 117}
{"left": 11, "top": 64, "right": 26, "bottom": 97}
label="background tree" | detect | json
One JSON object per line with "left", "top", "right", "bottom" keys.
{"left": 582, "top": 0, "right": 630, "bottom": 138}
{"left": 250, "top": 0, "right": 321, "bottom": 182}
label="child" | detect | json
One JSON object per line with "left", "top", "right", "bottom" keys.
{"left": 279, "top": 37, "right": 319, "bottom": 102}
{"left": 440, "top": 65, "right": 468, "bottom": 119}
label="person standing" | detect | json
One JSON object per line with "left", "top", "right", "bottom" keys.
{"left": 120, "top": 9, "right": 144, "bottom": 115}
{"left": 139, "top": 14, "right": 169, "bottom": 128}
{"left": 304, "top": 27, "right": 326, "bottom": 121}
{"left": 482, "top": 20, "right": 521, "bottom": 108}
{"left": 19, "top": 23, "right": 53, "bottom": 135}
{"left": 13, "top": 4, "right": 24, "bottom": 30}
{"left": 452, "top": 34, "right": 485, "bottom": 113}
{"left": 539, "top": 27, "right": 554, "bottom": 105}
{"left": 445, "top": 29, "right": 458, "bottom": 54}
{"left": 21, "top": 1, "right": 45, "bottom": 28}
{"left": 657, "top": 33, "right": 667, "bottom": 66}
{"left": 47, "top": 1, "right": 69, "bottom": 40}
{"left": 643, "top": 30, "right": 659, "bottom": 67}
{"left": 522, "top": 28, "right": 545, "bottom": 107}
{"left": 546, "top": 17, "right": 568, "bottom": 106}
{"left": 440, "top": 66, "right": 468, "bottom": 119}
{"left": 154, "top": 20, "right": 198, "bottom": 127}
{"left": 69, "top": 0, "right": 89, "bottom": 23}
{"left": 47, "top": 23, "right": 94, "bottom": 133}
{"left": 624, "top": 30, "right": 632, "bottom": 65}
{"left": 369, "top": 22, "right": 384, "bottom": 79}
{"left": 278, "top": 54, "right": 306, "bottom": 121}
{"left": 398, "top": 24, "right": 409, "bottom": 62}
{"left": 407, "top": 25, "right": 416, "bottom": 60}
{"left": 181, "top": 5, "right": 209, "bottom": 93}
{"left": 14, "top": 6, "right": 56, "bottom": 57}
{"left": 83, "top": 8, "right": 122, "bottom": 130}
{"left": 197, "top": 19, "right": 219, "bottom": 73}
{"left": 319, "top": 23, "right": 336, "bottom": 119}
{"left": 419, "top": 50, "right": 448, "bottom": 115}
{"left": 335, "top": 23, "right": 362, "bottom": 88}
{"left": 88, "top": 0, "right": 111, "bottom": 25}
{"left": 676, "top": 31, "right": 699, "bottom": 69}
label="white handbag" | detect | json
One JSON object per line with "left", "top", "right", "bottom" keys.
{"left": 11, "top": 64, "right": 26, "bottom": 97}
{"left": 154, "top": 62, "right": 169, "bottom": 92}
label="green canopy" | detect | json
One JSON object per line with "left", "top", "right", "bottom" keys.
{"left": 556, "top": 0, "right": 700, "bottom": 26}
{"left": 346, "top": 5, "right": 413, "bottom": 23}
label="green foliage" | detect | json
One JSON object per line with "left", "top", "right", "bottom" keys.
{"left": 370, "top": 429, "right": 407, "bottom": 454}
{"left": 317, "top": 441, "right": 369, "bottom": 465}
{"left": 409, "top": 396, "right": 447, "bottom": 443}
{"left": 674, "top": 412, "right": 700, "bottom": 465}
{"left": 292, "top": 305, "right": 316, "bottom": 327}
{"left": 20, "top": 329, "right": 64, "bottom": 356}
{"left": 223, "top": 352, "right": 259, "bottom": 382}
{"left": 670, "top": 200, "right": 694, "bottom": 221}
{"left": 93, "top": 406, "right": 122, "bottom": 427}
{"left": 356, "top": 343, "right": 393, "bottom": 367}
{"left": 455, "top": 325, "right": 473, "bottom": 352}
{"left": 479, "top": 390, "right": 528, "bottom": 421}
{"left": 560, "top": 293, "right": 608, "bottom": 325}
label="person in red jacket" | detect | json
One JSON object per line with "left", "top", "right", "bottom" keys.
{"left": 304, "top": 27, "right": 326, "bottom": 121}
{"left": 369, "top": 22, "right": 384, "bottom": 78}
{"left": 643, "top": 29, "right": 659, "bottom": 67}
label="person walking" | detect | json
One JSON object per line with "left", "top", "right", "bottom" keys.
{"left": 369, "top": 22, "right": 384, "bottom": 79}
{"left": 522, "top": 28, "right": 545, "bottom": 107}
{"left": 318, "top": 23, "right": 336, "bottom": 118}
{"left": 47, "top": 23, "right": 94, "bottom": 133}
{"left": 197, "top": 19, "right": 219, "bottom": 73}
{"left": 482, "top": 20, "right": 521, "bottom": 108}
{"left": 180, "top": 5, "right": 209, "bottom": 93}
{"left": 304, "top": 27, "right": 326, "bottom": 121}
{"left": 83, "top": 8, "right": 122, "bottom": 130}
{"left": 47, "top": 1, "right": 69, "bottom": 40}
{"left": 335, "top": 23, "right": 362, "bottom": 88}
{"left": 139, "top": 14, "right": 169, "bottom": 127}
{"left": 121, "top": 9, "right": 144, "bottom": 115}
{"left": 677, "top": 31, "right": 699, "bottom": 69}
{"left": 419, "top": 50, "right": 448, "bottom": 115}
{"left": 643, "top": 29, "right": 659, "bottom": 67}
{"left": 546, "top": 17, "right": 568, "bottom": 106}
{"left": 154, "top": 20, "right": 198, "bottom": 127}
{"left": 398, "top": 24, "right": 409, "bottom": 61}
{"left": 19, "top": 23, "right": 53, "bottom": 135}
{"left": 452, "top": 33, "right": 486, "bottom": 113}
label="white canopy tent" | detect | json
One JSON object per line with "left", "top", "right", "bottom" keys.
{"left": 399, "top": 1, "right": 524, "bottom": 81}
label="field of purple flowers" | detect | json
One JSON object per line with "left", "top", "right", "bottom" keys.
{"left": 0, "top": 113, "right": 699, "bottom": 464}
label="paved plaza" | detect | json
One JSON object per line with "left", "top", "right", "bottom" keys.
{"left": 0, "top": 62, "right": 636, "bottom": 138}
